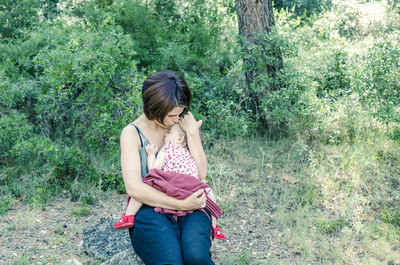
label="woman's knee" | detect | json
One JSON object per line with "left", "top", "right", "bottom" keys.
{"left": 183, "top": 251, "right": 212, "bottom": 265}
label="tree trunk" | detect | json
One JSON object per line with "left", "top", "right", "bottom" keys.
{"left": 235, "top": 0, "right": 283, "bottom": 128}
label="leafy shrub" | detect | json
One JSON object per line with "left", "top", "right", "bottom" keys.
{"left": 0, "top": 0, "right": 40, "bottom": 39}
{"left": 310, "top": 3, "right": 361, "bottom": 40}
{"left": 0, "top": 22, "right": 76, "bottom": 79}
{"left": 187, "top": 68, "right": 257, "bottom": 139}
{"left": 0, "top": 196, "right": 14, "bottom": 215}
{"left": 354, "top": 34, "right": 400, "bottom": 122}
{"left": 389, "top": 127, "right": 400, "bottom": 142}
{"left": 0, "top": 110, "right": 33, "bottom": 165}
{"left": 77, "top": 0, "right": 229, "bottom": 74}
{"left": 33, "top": 24, "right": 142, "bottom": 150}
{"left": 316, "top": 48, "right": 351, "bottom": 100}
{"left": 273, "top": 0, "right": 332, "bottom": 17}
{"left": 0, "top": 80, "right": 40, "bottom": 126}
{"left": 335, "top": 3, "right": 362, "bottom": 39}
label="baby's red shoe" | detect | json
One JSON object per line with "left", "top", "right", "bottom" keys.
{"left": 214, "top": 225, "right": 226, "bottom": 240}
{"left": 113, "top": 214, "right": 135, "bottom": 230}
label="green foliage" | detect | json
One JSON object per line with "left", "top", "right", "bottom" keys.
{"left": 187, "top": 70, "right": 256, "bottom": 139}
{"left": 71, "top": 203, "right": 91, "bottom": 216}
{"left": 334, "top": 4, "right": 362, "bottom": 39}
{"left": 355, "top": 35, "right": 400, "bottom": 122}
{"left": 380, "top": 207, "right": 400, "bottom": 227}
{"left": 390, "top": 127, "right": 400, "bottom": 142}
{"left": 0, "top": 196, "right": 13, "bottom": 215}
{"left": 273, "top": 0, "right": 332, "bottom": 17}
{"left": 0, "top": 110, "right": 33, "bottom": 165}
{"left": 316, "top": 48, "right": 351, "bottom": 99}
{"left": 308, "top": 3, "right": 362, "bottom": 41}
{"left": 295, "top": 181, "right": 318, "bottom": 207}
{"left": 0, "top": 0, "right": 40, "bottom": 39}
{"left": 0, "top": 22, "right": 76, "bottom": 79}
{"left": 318, "top": 217, "right": 350, "bottom": 234}
{"left": 0, "top": 21, "right": 140, "bottom": 203}
{"left": 77, "top": 0, "right": 230, "bottom": 74}
{"left": 33, "top": 24, "right": 142, "bottom": 149}
{"left": 219, "top": 253, "right": 251, "bottom": 265}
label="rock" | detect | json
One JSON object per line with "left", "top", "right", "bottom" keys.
{"left": 62, "top": 258, "right": 83, "bottom": 265}
{"left": 82, "top": 217, "right": 136, "bottom": 261}
{"left": 101, "top": 249, "right": 144, "bottom": 265}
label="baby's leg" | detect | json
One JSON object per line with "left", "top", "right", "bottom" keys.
{"left": 211, "top": 216, "right": 217, "bottom": 228}
{"left": 206, "top": 190, "right": 216, "bottom": 203}
{"left": 205, "top": 188, "right": 226, "bottom": 239}
{"left": 126, "top": 197, "right": 143, "bottom": 216}
{"left": 113, "top": 197, "right": 140, "bottom": 229}
{"left": 205, "top": 190, "right": 217, "bottom": 227}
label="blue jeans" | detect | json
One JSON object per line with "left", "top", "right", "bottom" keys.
{"left": 129, "top": 205, "right": 215, "bottom": 265}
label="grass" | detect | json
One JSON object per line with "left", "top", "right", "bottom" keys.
{"left": 0, "top": 196, "right": 14, "bottom": 215}
{"left": 71, "top": 203, "right": 91, "bottom": 216}
{"left": 206, "top": 111, "right": 400, "bottom": 264}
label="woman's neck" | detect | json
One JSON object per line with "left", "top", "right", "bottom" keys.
{"left": 140, "top": 115, "right": 168, "bottom": 131}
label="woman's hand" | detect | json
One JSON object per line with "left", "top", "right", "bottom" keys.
{"left": 179, "top": 111, "right": 202, "bottom": 135}
{"left": 180, "top": 189, "right": 207, "bottom": 210}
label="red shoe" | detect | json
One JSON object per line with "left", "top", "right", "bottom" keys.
{"left": 112, "top": 214, "right": 135, "bottom": 230}
{"left": 214, "top": 225, "right": 226, "bottom": 240}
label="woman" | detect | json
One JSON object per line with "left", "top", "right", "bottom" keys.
{"left": 120, "top": 70, "right": 214, "bottom": 264}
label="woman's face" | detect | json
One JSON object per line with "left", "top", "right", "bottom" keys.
{"left": 162, "top": 106, "right": 185, "bottom": 127}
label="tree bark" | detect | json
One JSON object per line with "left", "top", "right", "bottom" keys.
{"left": 235, "top": 0, "right": 283, "bottom": 128}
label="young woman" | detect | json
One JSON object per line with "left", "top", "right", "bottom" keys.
{"left": 120, "top": 70, "right": 215, "bottom": 264}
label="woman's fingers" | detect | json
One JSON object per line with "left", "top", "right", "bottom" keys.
{"left": 185, "top": 189, "right": 206, "bottom": 210}
{"left": 179, "top": 111, "right": 201, "bottom": 134}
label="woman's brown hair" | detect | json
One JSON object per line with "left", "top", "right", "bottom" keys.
{"left": 142, "top": 71, "right": 191, "bottom": 125}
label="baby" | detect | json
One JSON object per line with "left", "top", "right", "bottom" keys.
{"left": 113, "top": 124, "right": 225, "bottom": 239}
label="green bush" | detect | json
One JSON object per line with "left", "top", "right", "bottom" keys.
{"left": 33, "top": 24, "right": 142, "bottom": 150}
{"left": 0, "top": 110, "right": 33, "bottom": 165}
{"left": 0, "top": 196, "right": 14, "bottom": 215}
{"left": 76, "top": 0, "right": 230, "bottom": 74}
{"left": 0, "top": 0, "right": 40, "bottom": 39}
{"left": 390, "top": 127, "right": 400, "bottom": 142}
{"left": 186, "top": 69, "right": 257, "bottom": 139}
{"left": 0, "top": 22, "right": 76, "bottom": 79}
{"left": 316, "top": 48, "right": 351, "bottom": 100}
{"left": 354, "top": 34, "right": 400, "bottom": 122}
{"left": 335, "top": 3, "right": 362, "bottom": 39}
{"left": 273, "top": 0, "right": 332, "bottom": 17}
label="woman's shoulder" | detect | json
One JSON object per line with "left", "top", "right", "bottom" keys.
{"left": 122, "top": 115, "right": 144, "bottom": 133}
{"left": 121, "top": 121, "right": 142, "bottom": 149}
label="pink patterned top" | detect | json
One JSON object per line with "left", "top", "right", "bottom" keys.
{"left": 162, "top": 141, "right": 199, "bottom": 179}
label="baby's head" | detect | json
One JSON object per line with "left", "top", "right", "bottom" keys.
{"left": 165, "top": 124, "right": 187, "bottom": 147}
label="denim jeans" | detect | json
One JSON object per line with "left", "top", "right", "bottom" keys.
{"left": 129, "top": 205, "right": 215, "bottom": 265}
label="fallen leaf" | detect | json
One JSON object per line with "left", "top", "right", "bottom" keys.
{"left": 282, "top": 174, "right": 300, "bottom": 184}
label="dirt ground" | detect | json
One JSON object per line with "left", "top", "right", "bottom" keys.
{"left": 0, "top": 191, "right": 297, "bottom": 265}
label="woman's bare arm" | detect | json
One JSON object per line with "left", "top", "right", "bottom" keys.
{"left": 179, "top": 112, "right": 207, "bottom": 180}
{"left": 121, "top": 125, "right": 206, "bottom": 210}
